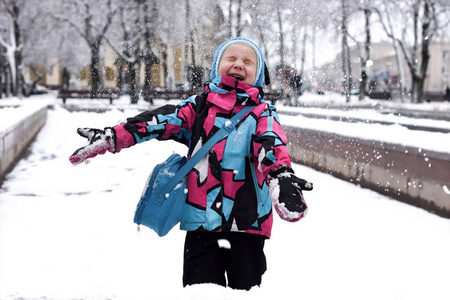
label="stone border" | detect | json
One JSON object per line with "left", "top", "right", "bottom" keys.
{"left": 285, "top": 126, "right": 450, "bottom": 218}
{"left": 0, "top": 105, "right": 48, "bottom": 186}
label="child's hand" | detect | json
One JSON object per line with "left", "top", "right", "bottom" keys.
{"left": 69, "top": 128, "right": 116, "bottom": 165}
{"left": 268, "top": 166, "right": 313, "bottom": 222}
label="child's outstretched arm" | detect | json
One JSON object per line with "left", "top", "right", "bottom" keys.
{"left": 69, "top": 97, "right": 198, "bottom": 166}
{"left": 69, "top": 127, "right": 116, "bottom": 165}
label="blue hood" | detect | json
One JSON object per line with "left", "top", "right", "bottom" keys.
{"left": 210, "top": 37, "right": 265, "bottom": 87}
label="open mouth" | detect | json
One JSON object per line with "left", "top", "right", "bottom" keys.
{"left": 229, "top": 74, "right": 244, "bottom": 81}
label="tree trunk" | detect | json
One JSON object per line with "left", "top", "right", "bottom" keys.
{"left": 292, "top": 20, "right": 298, "bottom": 71}
{"left": 143, "top": 1, "right": 152, "bottom": 91}
{"left": 117, "top": 63, "right": 124, "bottom": 94}
{"left": 300, "top": 28, "right": 307, "bottom": 76}
{"left": 418, "top": 45, "right": 429, "bottom": 102}
{"left": 13, "top": 22, "right": 22, "bottom": 97}
{"left": 90, "top": 44, "right": 101, "bottom": 91}
{"left": 277, "top": 7, "right": 284, "bottom": 67}
{"left": 378, "top": 0, "right": 406, "bottom": 102}
{"left": 236, "top": 0, "right": 242, "bottom": 37}
{"left": 257, "top": 24, "right": 268, "bottom": 66}
{"left": 228, "top": 0, "right": 233, "bottom": 38}
{"left": 117, "top": 6, "right": 127, "bottom": 95}
{"left": 312, "top": 22, "right": 316, "bottom": 71}
{"left": 2, "top": 1, "right": 23, "bottom": 98}
{"left": 162, "top": 44, "right": 168, "bottom": 89}
{"left": 68, "top": 1, "right": 116, "bottom": 93}
{"left": 410, "top": 0, "right": 420, "bottom": 103}
{"left": 341, "top": 0, "right": 352, "bottom": 102}
{"left": 129, "top": 64, "right": 139, "bottom": 104}
{"left": 142, "top": 0, "right": 159, "bottom": 91}
{"left": 359, "top": 7, "right": 371, "bottom": 101}
{"left": 417, "top": 1, "right": 431, "bottom": 103}
{"left": 0, "top": 59, "right": 3, "bottom": 99}
{"left": 392, "top": 41, "right": 406, "bottom": 102}
{"left": 4, "top": 67, "right": 12, "bottom": 97}
{"left": 184, "top": 0, "right": 193, "bottom": 88}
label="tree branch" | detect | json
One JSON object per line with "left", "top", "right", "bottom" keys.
{"left": 47, "top": 12, "right": 88, "bottom": 41}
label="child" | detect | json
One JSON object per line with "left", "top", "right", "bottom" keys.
{"left": 69, "top": 37, "right": 313, "bottom": 290}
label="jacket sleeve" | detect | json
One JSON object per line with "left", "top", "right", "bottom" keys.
{"left": 112, "top": 96, "right": 197, "bottom": 153}
{"left": 252, "top": 104, "right": 292, "bottom": 181}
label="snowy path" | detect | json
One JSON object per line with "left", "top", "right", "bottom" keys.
{"left": 1, "top": 104, "right": 450, "bottom": 300}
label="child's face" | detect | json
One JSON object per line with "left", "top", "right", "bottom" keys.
{"left": 217, "top": 43, "right": 257, "bottom": 86}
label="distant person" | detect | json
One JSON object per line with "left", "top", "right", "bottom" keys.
{"left": 62, "top": 67, "right": 71, "bottom": 90}
{"left": 68, "top": 37, "right": 313, "bottom": 291}
{"left": 445, "top": 85, "right": 450, "bottom": 101}
{"left": 289, "top": 70, "right": 302, "bottom": 105}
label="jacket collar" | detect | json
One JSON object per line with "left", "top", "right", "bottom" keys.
{"left": 205, "top": 75, "right": 263, "bottom": 112}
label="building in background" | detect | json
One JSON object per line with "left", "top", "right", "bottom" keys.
{"left": 23, "top": 40, "right": 208, "bottom": 93}
{"left": 315, "top": 41, "right": 450, "bottom": 101}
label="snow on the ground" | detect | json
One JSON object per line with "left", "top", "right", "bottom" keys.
{"left": 280, "top": 113, "right": 450, "bottom": 153}
{"left": 276, "top": 93, "right": 450, "bottom": 153}
{"left": 1, "top": 95, "right": 450, "bottom": 300}
{"left": 0, "top": 96, "right": 53, "bottom": 135}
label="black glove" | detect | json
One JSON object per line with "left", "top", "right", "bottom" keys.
{"left": 69, "top": 127, "right": 116, "bottom": 165}
{"left": 268, "top": 166, "right": 313, "bottom": 222}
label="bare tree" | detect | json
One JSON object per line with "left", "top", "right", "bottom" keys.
{"left": 112, "top": 2, "right": 141, "bottom": 103}
{"left": 377, "top": 0, "right": 450, "bottom": 102}
{"left": 345, "top": 0, "right": 373, "bottom": 101}
{"left": 5, "top": 0, "right": 448, "bottom": 103}
{"left": 105, "top": 0, "right": 162, "bottom": 103}
{"left": 277, "top": 6, "right": 285, "bottom": 68}
{"left": 227, "top": 0, "right": 233, "bottom": 38}
{"left": 0, "top": 0, "right": 23, "bottom": 97}
{"left": 375, "top": 0, "right": 407, "bottom": 102}
{"left": 0, "top": 50, "right": 4, "bottom": 98}
{"left": 142, "top": 0, "right": 159, "bottom": 92}
{"left": 50, "top": 0, "right": 118, "bottom": 91}
{"left": 341, "top": 0, "right": 352, "bottom": 102}
{"left": 248, "top": 0, "right": 272, "bottom": 65}
{"left": 236, "top": 0, "right": 243, "bottom": 37}
{"left": 223, "top": 0, "right": 244, "bottom": 38}
{"left": 184, "top": 0, "right": 195, "bottom": 89}
{"left": 358, "top": 1, "right": 372, "bottom": 101}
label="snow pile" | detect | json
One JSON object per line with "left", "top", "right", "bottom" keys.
{"left": 0, "top": 96, "right": 53, "bottom": 134}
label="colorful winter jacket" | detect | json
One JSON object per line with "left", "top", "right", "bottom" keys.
{"left": 113, "top": 76, "right": 292, "bottom": 238}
